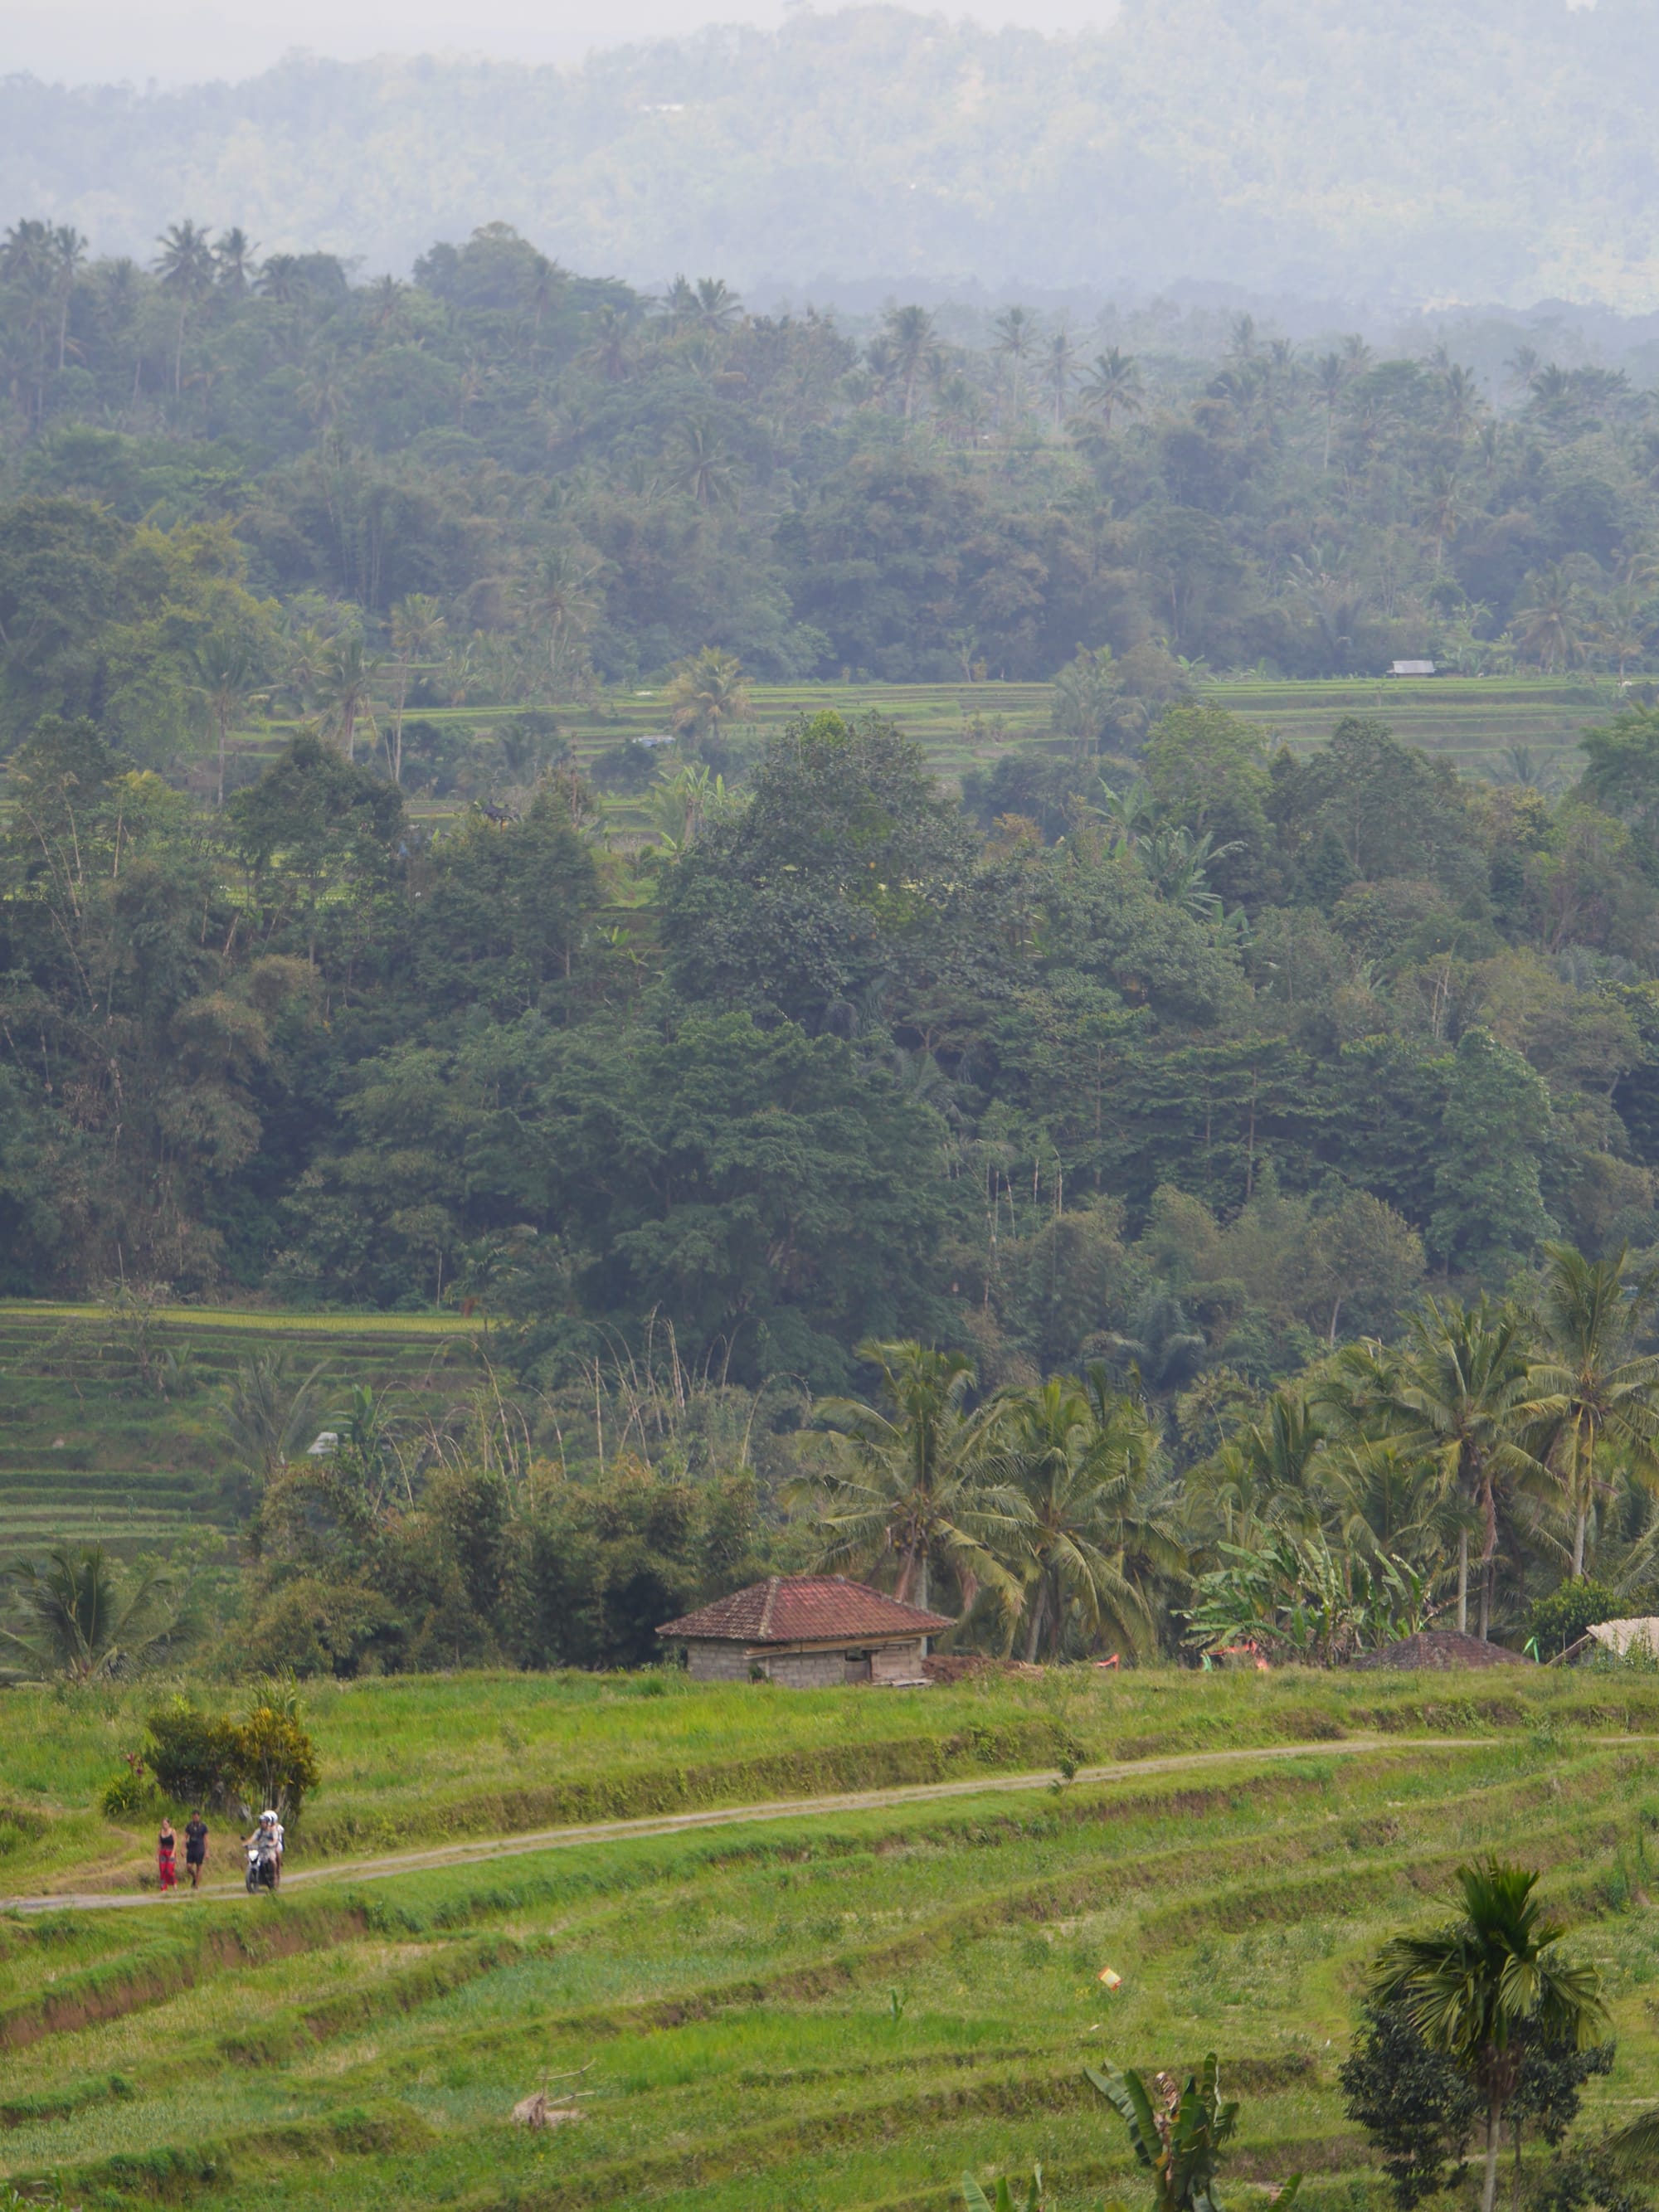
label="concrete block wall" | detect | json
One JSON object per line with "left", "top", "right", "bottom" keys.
{"left": 766, "top": 1650, "right": 846, "bottom": 1689}
{"left": 871, "top": 1638, "right": 926, "bottom": 1683}
{"left": 685, "top": 1642, "right": 756, "bottom": 1682}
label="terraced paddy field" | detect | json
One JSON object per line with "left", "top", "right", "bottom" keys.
{"left": 2, "top": 1666, "right": 1659, "bottom": 2210}
{"left": 0, "top": 1305, "right": 479, "bottom": 1561}
{"left": 0, "top": 674, "right": 1628, "bottom": 843}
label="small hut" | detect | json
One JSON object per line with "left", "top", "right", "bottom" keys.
{"left": 658, "top": 1576, "right": 951, "bottom": 1686}
{"left": 1556, "top": 1616, "right": 1659, "bottom": 1665}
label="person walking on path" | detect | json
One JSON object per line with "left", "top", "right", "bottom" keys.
{"left": 157, "top": 1818, "right": 178, "bottom": 1894}
{"left": 183, "top": 1811, "right": 208, "bottom": 1889}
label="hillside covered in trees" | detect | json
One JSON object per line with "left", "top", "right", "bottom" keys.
{"left": 5, "top": 1, "right": 1659, "bottom": 307}
{"left": 1, "top": 215, "right": 1658, "bottom": 1407}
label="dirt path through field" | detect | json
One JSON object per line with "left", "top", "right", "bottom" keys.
{"left": 0, "top": 1732, "right": 1514, "bottom": 1915}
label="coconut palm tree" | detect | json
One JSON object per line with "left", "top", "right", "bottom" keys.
{"left": 1079, "top": 348, "right": 1144, "bottom": 433}
{"left": 188, "top": 634, "right": 268, "bottom": 808}
{"left": 1372, "top": 1861, "right": 1606, "bottom": 2212}
{"left": 1044, "top": 323, "right": 1078, "bottom": 428}
{"left": 1512, "top": 566, "right": 1588, "bottom": 673}
{"left": 48, "top": 224, "right": 85, "bottom": 372}
{"left": 153, "top": 217, "right": 216, "bottom": 396}
{"left": 0, "top": 1545, "right": 182, "bottom": 1682}
{"left": 674, "top": 420, "right": 738, "bottom": 508}
{"left": 881, "top": 304, "right": 939, "bottom": 423}
{"left": 387, "top": 595, "right": 446, "bottom": 784}
{"left": 217, "top": 1353, "right": 329, "bottom": 1505}
{"left": 312, "top": 634, "right": 382, "bottom": 764}
{"left": 1528, "top": 1242, "right": 1659, "bottom": 1579}
{"left": 665, "top": 646, "right": 751, "bottom": 747}
{"left": 693, "top": 276, "right": 744, "bottom": 334}
{"left": 992, "top": 304, "right": 1038, "bottom": 415}
{"left": 521, "top": 548, "right": 601, "bottom": 698}
{"left": 1363, "top": 1299, "right": 1548, "bottom": 1637}
{"left": 994, "top": 1370, "right": 1180, "bottom": 1660}
{"left": 801, "top": 1341, "right": 1022, "bottom": 1612}
{"left": 213, "top": 226, "right": 259, "bottom": 294}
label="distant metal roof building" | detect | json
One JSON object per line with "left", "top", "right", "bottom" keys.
{"left": 1390, "top": 659, "right": 1437, "bottom": 676}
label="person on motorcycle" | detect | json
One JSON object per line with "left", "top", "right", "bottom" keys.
{"left": 244, "top": 1809, "right": 285, "bottom": 1890}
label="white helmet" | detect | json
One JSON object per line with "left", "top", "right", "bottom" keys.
{"left": 259, "top": 1810, "right": 277, "bottom": 1826}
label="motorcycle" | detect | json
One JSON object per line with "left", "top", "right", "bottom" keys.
{"left": 245, "top": 1845, "right": 280, "bottom": 1894}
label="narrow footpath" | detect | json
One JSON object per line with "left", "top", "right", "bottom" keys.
{"left": 0, "top": 1732, "right": 1500, "bottom": 1914}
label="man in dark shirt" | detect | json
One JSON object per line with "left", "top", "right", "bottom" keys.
{"left": 184, "top": 1811, "right": 209, "bottom": 1889}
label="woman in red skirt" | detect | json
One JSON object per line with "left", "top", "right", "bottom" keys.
{"left": 157, "top": 1817, "right": 178, "bottom": 1893}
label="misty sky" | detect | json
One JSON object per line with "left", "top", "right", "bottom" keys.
{"left": 5, "top": 0, "right": 1126, "bottom": 85}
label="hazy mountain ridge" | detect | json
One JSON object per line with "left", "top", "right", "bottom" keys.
{"left": 2, "top": 0, "right": 1657, "bottom": 306}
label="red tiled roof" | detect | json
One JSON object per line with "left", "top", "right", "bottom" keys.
{"left": 658, "top": 1575, "right": 953, "bottom": 1645}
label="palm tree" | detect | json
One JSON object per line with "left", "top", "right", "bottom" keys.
{"left": 1418, "top": 469, "right": 1465, "bottom": 569}
{"left": 1194, "top": 1389, "right": 1329, "bottom": 1545}
{"left": 579, "top": 304, "right": 638, "bottom": 384}
{"left": 1367, "top": 1299, "right": 1547, "bottom": 1637}
{"left": 1372, "top": 1861, "right": 1606, "bottom": 2212}
{"left": 385, "top": 596, "right": 446, "bottom": 783}
{"left": 217, "top": 1353, "right": 329, "bottom": 1505}
{"left": 0, "top": 1545, "right": 182, "bottom": 1682}
{"left": 1138, "top": 826, "right": 1243, "bottom": 920}
{"left": 992, "top": 305, "right": 1038, "bottom": 415}
{"left": 153, "top": 218, "right": 216, "bottom": 396}
{"left": 1512, "top": 566, "right": 1588, "bottom": 673}
{"left": 255, "top": 253, "right": 311, "bottom": 308}
{"left": 1311, "top": 351, "right": 1346, "bottom": 471}
{"left": 881, "top": 304, "right": 939, "bottom": 423}
{"left": 214, "top": 226, "right": 259, "bottom": 294}
{"left": 1044, "top": 323, "right": 1078, "bottom": 428}
{"left": 1104, "top": 1289, "right": 1207, "bottom": 1396}
{"left": 188, "top": 634, "right": 268, "bottom": 808}
{"left": 1078, "top": 348, "right": 1144, "bottom": 433}
{"left": 801, "top": 1341, "right": 1020, "bottom": 1612}
{"left": 313, "top": 634, "right": 382, "bottom": 764}
{"left": 994, "top": 1369, "right": 1180, "bottom": 1660}
{"left": 48, "top": 224, "right": 85, "bottom": 372}
{"left": 693, "top": 276, "right": 743, "bottom": 334}
{"left": 522, "top": 549, "right": 601, "bottom": 698}
{"left": 674, "top": 420, "right": 738, "bottom": 508}
{"left": 665, "top": 646, "right": 751, "bottom": 747}
{"left": 1528, "top": 1242, "right": 1659, "bottom": 1578}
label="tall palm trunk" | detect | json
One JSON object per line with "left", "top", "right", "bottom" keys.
{"left": 1457, "top": 1530, "right": 1468, "bottom": 1634}
{"left": 1024, "top": 1578, "right": 1048, "bottom": 1664}
{"left": 1481, "top": 2097, "right": 1503, "bottom": 2212}
{"left": 1570, "top": 1417, "right": 1593, "bottom": 1578}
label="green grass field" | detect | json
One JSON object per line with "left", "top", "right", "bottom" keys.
{"left": 0, "top": 1305, "right": 479, "bottom": 1561}
{"left": 3, "top": 1665, "right": 1659, "bottom": 2209}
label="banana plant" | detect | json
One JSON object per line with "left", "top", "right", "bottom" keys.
{"left": 1084, "top": 2053, "right": 1298, "bottom": 2212}
{"left": 961, "top": 2166, "right": 1044, "bottom": 2211}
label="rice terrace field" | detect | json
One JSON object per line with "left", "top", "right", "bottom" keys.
{"left": 2, "top": 1666, "right": 1659, "bottom": 2210}
{"left": 217, "top": 668, "right": 1623, "bottom": 826}
{"left": 0, "top": 1305, "right": 478, "bottom": 1563}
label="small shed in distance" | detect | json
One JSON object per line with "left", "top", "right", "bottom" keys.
{"left": 1557, "top": 1616, "right": 1659, "bottom": 1664}
{"left": 1389, "top": 659, "right": 1437, "bottom": 676}
{"left": 658, "top": 1575, "right": 952, "bottom": 1686}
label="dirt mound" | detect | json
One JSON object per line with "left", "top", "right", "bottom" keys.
{"left": 1350, "top": 1630, "right": 1530, "bottom": 1671}
{"left": 922, "top": 1655, "right": 1044, "bottom": 1684}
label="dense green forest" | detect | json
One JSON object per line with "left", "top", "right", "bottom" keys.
{"left": 6, "top": 1, "right": 1659, "bottom": 305}
{"left": 4, "top": 211, "right": 1659, "bottom": 1672}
